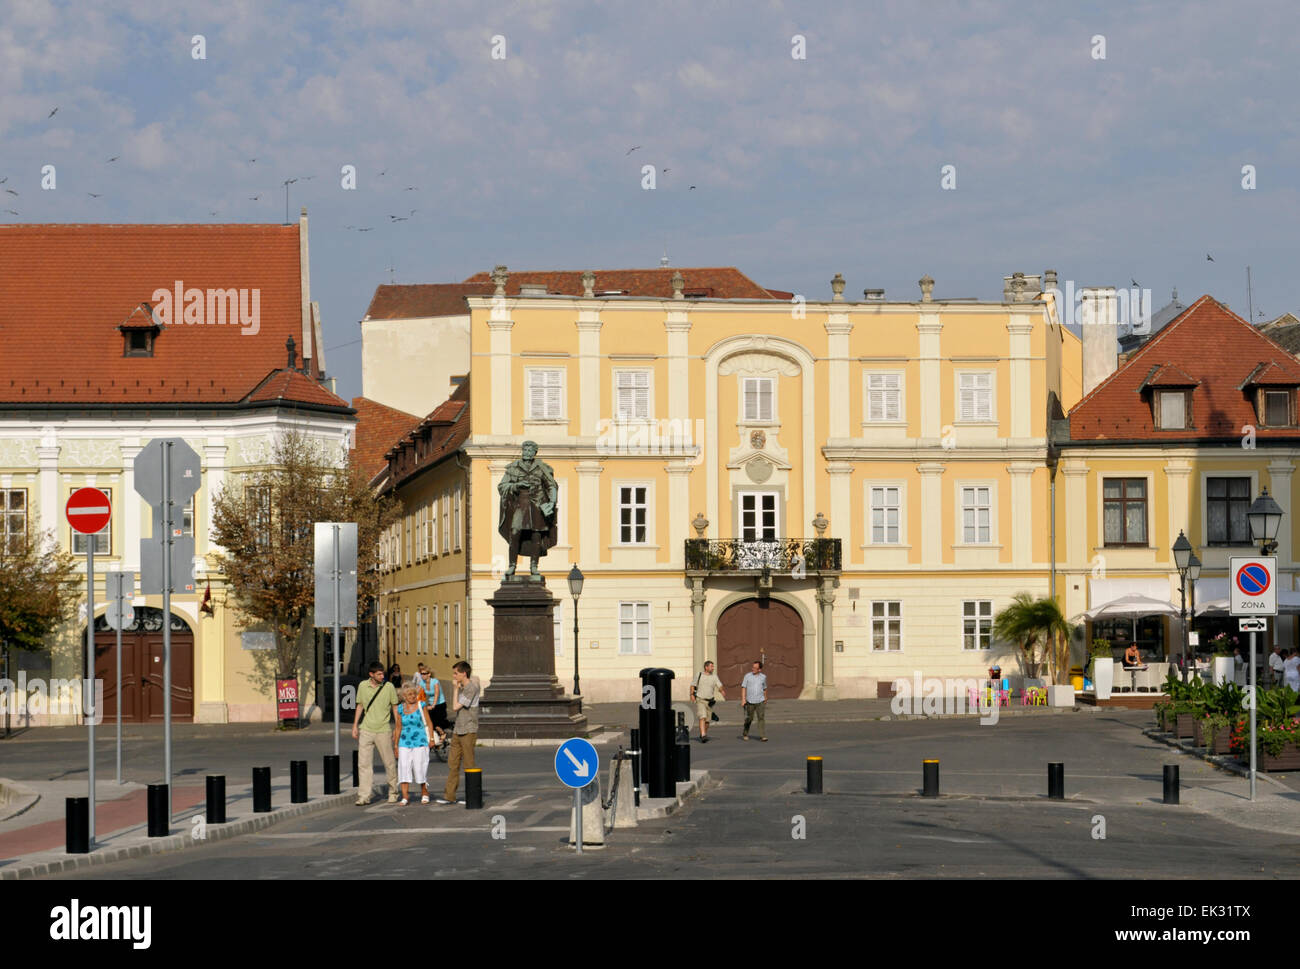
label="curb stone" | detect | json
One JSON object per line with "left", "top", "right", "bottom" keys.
{"left": 1142, "top": 727, "right": 1287, "bottom": 786}
{"left": 0, "top": 791, "right": 357, "bottom": 880}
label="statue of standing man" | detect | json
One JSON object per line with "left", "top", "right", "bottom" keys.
{"left": 498, "top": 440, "right": 558, "bottom": 580}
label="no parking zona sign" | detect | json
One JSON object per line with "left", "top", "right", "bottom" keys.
{"left": 1229, "top": 557, "right": 1277, "bottom": 616}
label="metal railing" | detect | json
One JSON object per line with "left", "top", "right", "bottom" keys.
{"left": 684, "top": 538, "right": 841, "bottom": 573}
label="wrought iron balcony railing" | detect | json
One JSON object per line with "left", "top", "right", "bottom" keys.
{"left": 684, "top": 538, "right": 841, "bottom": 573}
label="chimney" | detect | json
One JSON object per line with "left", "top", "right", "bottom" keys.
{"left": 286, "top": 336, "right": 297, "bottom": 370}
{"left": 519, "top": 283, "right": 548, "bottom": 296}
{"left": 1081, "top": 286, "right": 1119, "bottom": 395}
{"left": 863, "top": 288, "right": 885, "bottom": 301}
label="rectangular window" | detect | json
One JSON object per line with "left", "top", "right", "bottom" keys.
{"left": 71, "top": 487, "right": 111, "bottom": 555}
{"left": 1103, "top": 478, "right": 1147, "bottom": 546}
{"left": 619, "top": 602, "right": 652, "bottom": 655}
{"left": 249, "top": 485, "right": 271, "bottom": 550}
{"left": 1207, "top": 477, "right": 1251, "bottom": 545}
{"left": 1265, "top": 390, "right": 1290, "bottom": 427}
{"left": 403, "top": 608, "right": 410, "bottom": 654}
{"left": 443, "top": 604, "right": 450, "bottom": 657}
{"left": 426, "top": 500, "right": 435, "bottom": 558}
{"left": 619, "top": 485, "right": 648, "bottom": 543}
{"left": 867, "top": 373, "right": 901, "bottom": 422}
{"left": 870, "top": 601, "right": 902, "bottom": 651}
{"left": 453, "top": 603, "right": 460, "bottom": 658}
{"left": 958, "top": 372, "right": 993, "bottom": 421}
{"left": 453, "top": 487, "right": 462, "bottom": 551}
{"left": 442, "top": 492, "right": 450, "bottom": 554}
{"left": 528, "top": 369, "right": 564, "bottom": 419}
{"left": 739, "top": 492, "right": 778, "bottom": 542}
{"left": 1158, "top": 391, "right": 1186, "bottom": 430}
{"left": 615, "top": 370, "right": 651, "bottom": 420}
{"left": 963, "top": 600, "right": 993, "bottom": 650}
{"left": 870, "top": 486, "right": 900, "bottom": 544}
{"left": 742, "top": 377, "right": 774, "bottom": 422}
{"left": 431, "top": 604, "right": 439, "bottom": 657}
{"left": 961, "top": 486, "right": 992, "bottom": 544}
{"left": 2, "top": 489, "right": 27, "bottom": 554}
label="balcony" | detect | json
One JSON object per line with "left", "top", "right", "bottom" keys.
{"left": 684, "top": 538, "right": 841, "bottom": 574}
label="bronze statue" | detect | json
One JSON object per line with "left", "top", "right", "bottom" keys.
{"left": 498, "top": 440, "right": 558, "bottom": 579}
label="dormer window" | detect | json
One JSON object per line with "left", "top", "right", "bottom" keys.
{"left": 119, "top": 301, "right": 159, "bottom": 358}
{"left": 1263, "top": 389, "right": 1292, "bottom": 427}
{"left": 1157, "top": 390, "right": 1187, "bottom": 429}
{"left": 125, "top": 329, "right": 154, "bottom": 357}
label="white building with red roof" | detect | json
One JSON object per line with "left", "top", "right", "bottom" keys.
{"left": 0, "top": 212, "right": 356, "bottom": 723}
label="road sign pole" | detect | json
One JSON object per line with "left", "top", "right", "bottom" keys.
{"left": 115, "top": 577, "right": 123, "bottom": 785}
{"left": 163, "top": 441, "right": 173, "bottom": 826}
{"left": 86, "top": 535, "right": 95, "bottom": 847}
{"left": 574, "top": 786, "right": 582, "bottom": 854}
{"left": 333, "top": 524, "right": 340, "bottom": 757}
{"left": 1250, "top": 630, "right": 1257, "bottom": 801}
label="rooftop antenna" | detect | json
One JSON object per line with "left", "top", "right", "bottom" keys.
{"left": 1247, "top": 266, "right": 1254, "bottom": 324}
{"left": 660, "top": 239, "right": 669, "bottom": 268}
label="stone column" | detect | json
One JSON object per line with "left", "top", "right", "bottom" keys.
{"left": 1007, "top": 315, "right": 1034, "bottom": 440}
{"left": 575, "top": 461, "right": 603, "bottom": 566}
{"left": 917, "top": 314, "right": 943, "bottom": 440}
{"left": 488, "top": 271, "right": 514, "bottom": 436}
{"left": 37, "top": 428, "right": 59, "bottom": 539}
{"left": 202, "top": 441, "right": 227, "bottom": 557}
{"left": 826, "top": 314, "right": 853, "bottom": 439}
{"left": 665, "top": 309, "right": 691, "bottom": 427}
{"left": 1062, "top": 463, "right": 1089, "bottom": 572}
{"left": 917, "top": 463, "right": 946, "bottom": 564}
{"left": 691, "top": 578, "right": 707, "bottom": 671}
{"left": 827, "top": 463, "right": 853, "bottom": 566}
{"left": 576, "top": 310, "right": 602, "bottom": 437}
{"left": 816, "top": 578, "right": 837, "bottom": 698}
{"left": 1008, "top": 463, "right": 1037, "bottom": 566}
{"left": 121, "top": 440, "right": 142, "bottom": 573}
{"left": 1164, "top": 461, "right": 1192, "bottom": 554}
{"left": 1268, "top": 460, "right": 1294, "bottom": 565}
{"left": 665, "top": 464, "right": 692, "bottom": 570}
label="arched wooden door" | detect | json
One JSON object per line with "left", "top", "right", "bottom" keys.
{"left": 716, "top": 598, "right": 804, "bottom": 699}
{"left": 92, "top": 608, "right": 194, "bottom": 723}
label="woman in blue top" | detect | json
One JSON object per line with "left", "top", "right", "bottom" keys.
{"left": 392, "top": 685, "right": 435, "bottom": 805}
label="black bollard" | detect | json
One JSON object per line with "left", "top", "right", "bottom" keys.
{"left": 323, "top": 755, "right": 340, "bottom": 795}
{"left": 675, "top": 710, "right": 690, "bottom": 745}
{"left": 352, "top": 748, "right": 359, "bottom": 788}
{"left": 643, "top": 668, "right": 676, "bottom": 798}
{"left": 147, "top": 783, "right": 169, "bottom": 837}
{"left": 290, "top": 760, "right": 308, "bottom": 803}
{"left": 206, "top": 775, "right": 226, "bottom": 824}
{"left": 922, "top": 759, "right": 940, "bottom": 797}
{"left": 675, "top": 740, "right": 690, "bottom": 783}
{"left": 253, "top": 766, "right": 272, "bottom": 812}
{"left": 807, "top": 756, "right": 824, "bottom": 794}
{"left": 465, "top": 768, "right": 483, "bottom": 809}
{"left": 65, "top": 797, "right": 89, "bottom": 854}
{"left": 1048, "top": 762, "right": 1064, "bottom": 800}
{"left": 629, "top": 728, "right": 641, "bottom": 807}
{"left": 1163, "top": 764, "right": 1179, "bottom": 805}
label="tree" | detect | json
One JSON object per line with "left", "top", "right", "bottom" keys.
{"left": 0, "top": 525, "right": 78, "bottom": 735}
{"left": 993, "top": 593, "right": 1077, "bottom": 684}
{"left": 210, "top": 431, "right": 400, "bottom": 691}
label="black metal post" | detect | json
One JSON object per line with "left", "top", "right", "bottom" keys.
{"left": 629, "top": 727, "right": 641, "bottom": 807}
{"left": 253, "top": 766, "right": 272, "bottom": 812}
{"left": 465, "top": 768, "right": 483, "bottom": 809}
{"left": 352, "top": 748, "right": 359, "bottom": 788}
{"left": 922, "top": 759, "right": 940, "bottom": 797}
{"left": 644, "top": 668, "right": 675, "bottom": 798}
{"left": 1047, "top": 762, "right": 1064, "bottom": 799}
{"left": 675, "top": 738, "right": 690, "bottom": 782}
{"left": 1179, "top": 572, "right": 1189, "bottom": 684}
{"left": 147, "top": 783, "right": 169, "bottom": 837}
{"left": 572, "top": 595, "right": 580, "bottom": 699}
{"left": 1163, "top": 765, "right": 1179, "bottom": 804}
{"left": 65, "top": 797, "right": 89, "bottom": 853}
{"left": 323, "top": 755, "right": 340, "bottom": 795}
{"left": 807, "top": 756, "right": 823, "bottom": 794}
{"left": 290, "top": 760, "right": 308, "bottom": 803}
{"left": 206, "top": 775, "right": 226, "bottom": 824}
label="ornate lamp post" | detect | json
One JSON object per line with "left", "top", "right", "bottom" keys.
{"left": 1172, "top": 531, "right": 1200, "bottom": 682}
{"left": 1247, "top": 488, "right": 1282, "bottom": 556}
{"left": 567, "top": 564, "right": 584, "bottom": 699}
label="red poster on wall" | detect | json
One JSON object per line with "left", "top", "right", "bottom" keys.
{"left": 276, "top": 678, "right": 299, "bottom": 722}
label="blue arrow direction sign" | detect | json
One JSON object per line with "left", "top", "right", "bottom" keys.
{"left": 554, "top": 738, "right": 599, "bottom": 789}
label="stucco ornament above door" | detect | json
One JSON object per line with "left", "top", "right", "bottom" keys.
{"left": 750, "top": 429, "right": 766, "bottom": 450}
{"left": 746, "top": 456, "right": 773, "bottom": 483}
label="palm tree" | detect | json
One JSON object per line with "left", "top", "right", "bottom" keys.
{"left": 993, "top": 593, "right": 1044, "bottom": 679}
{"left": 1029, "top": 597, "right": 1076, "bottom": 685}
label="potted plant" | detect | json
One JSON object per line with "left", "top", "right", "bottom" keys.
{"left": 1153, "top": 670, "right": 1184, "bottom": 731}
{"left": 1194, "top": 682, "right": 1243, "bottom": 754}
{"left": 1174, "top": 678, "right": 1208, "bottom": 739}
{"left": 1230, "top": 686, "right": 1300, "bottom": 770}
{"left": 1090, "top": 638, "right": 1114, "bottom": 700}
{"left": 1207, "top": 633, "right": 1237, "bottom": 686}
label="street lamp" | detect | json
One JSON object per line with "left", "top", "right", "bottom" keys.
{"left": 567, "top": 564, "right": 584, "bottom": 700}
{"left": 1172, "top": 531, "right": 1199, "bottom": 682}
{"left": 1245, "top": 488, "right": 1283, "bottom": 803}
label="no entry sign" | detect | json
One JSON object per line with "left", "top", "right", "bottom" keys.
{"left": 1230, "top": 556, "right": 1277, "bottom": 616}
{"left": 66, "top": 487, "right": 111, "bottom": 534}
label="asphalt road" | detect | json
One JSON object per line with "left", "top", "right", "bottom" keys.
{"left": 28, "top": 710, "right": 1300, "bottom": 879}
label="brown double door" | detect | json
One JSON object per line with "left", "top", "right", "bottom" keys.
{"left": 92, "top": 614, "right": 194, "bottom": 723}
{"left": 716, "top": 598, "right": 804, "bottom": 699}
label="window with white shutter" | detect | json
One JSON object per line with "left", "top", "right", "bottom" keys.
{"left": 742, "top": 377, "right": 774, "bottom": 422}
{"left": 453, "top": 487, "right": 462, "bottom": 550}
{"left": 442, "top": 491, "right": 450, "bottom": 554}
{"left": 866, "top": 373, "right": 901, "bottom": 422}
{"left": 615, "top": 370, "right": 651, "bottom": 420}
{"left": 958, "top": 372, "right": 993, "bottom": 421}
{"left": 528, "top": 369, "right": 564, "bottom": 419}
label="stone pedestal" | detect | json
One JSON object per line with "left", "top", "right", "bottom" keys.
{"left": 478, "top": 580, "right": 589, "bottom": 739}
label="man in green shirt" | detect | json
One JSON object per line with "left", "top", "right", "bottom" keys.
{"left": 352, "top": 662, "right": 399, "bottom": 805}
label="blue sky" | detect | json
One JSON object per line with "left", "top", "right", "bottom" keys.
{"left": 4, "top": 0, "right": 1298, "bottom": 403}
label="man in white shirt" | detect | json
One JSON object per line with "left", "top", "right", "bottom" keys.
{"left": 1269, "top": 646, "right": 1286, "bottom": 687}
{"left": 739, "top": 661, "right": 768, "bottom": 742}
{"left": 690, "top": 661, "right": 726, "bottom": 743}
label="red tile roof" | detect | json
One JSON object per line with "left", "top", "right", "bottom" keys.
{"left": 362, "top": 268, "right": 780, "bottom": 320}
{"left": 350, "top": 396, "right": 421, "bottom": 480}
{"left": 0, "top": 223, "right": 337, "bottom": 408}
{"left": 1066, "top": 295, "right": 1300, "bottom": 442}
{"left": 246, "top": 369, "right": 347, "bottom": 407}
{"left": 378, "top": 379, "right": 471, "bottom": 493}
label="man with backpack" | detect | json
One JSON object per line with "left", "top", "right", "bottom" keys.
{"left": 352, "top": 661, "right": 400, "bottom": 805}
{"left": 690, "top": 660, "right": 726, "bottom": 743}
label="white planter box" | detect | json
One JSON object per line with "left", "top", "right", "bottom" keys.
{"left": 1093, "top": 658, "right": 1114, "bottom": 700}
{"left": 1049, "top": 685, "right": 1075, "bottom": 708}
{"left": 1213, "top": 656, "right": 1234, "bottom": 686}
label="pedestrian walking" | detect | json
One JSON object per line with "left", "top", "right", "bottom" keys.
{"left": 1269, "top": 646, "right": 1285, "bottom": 687}
{"left": 1284, "top": 649, "right": 1300, "bottom": 691}
{"left": 691, "top": 660, "right": 726, "bottom": 742}
{"left": 436, "top": 661, "right": 480, "bottom": 804}
{"left": 386, "top": 663, "right": 403, "bottom": 689}
{"left": 393, "top": 685, "right": 435, "bottom": 805}
{"left": 352, "top": 662, "right": 400, "bottom": 805}
{"left": 740, "top": 660, "right": 768, "bottom": 742}
{"left": 414, "top": 663, "right": 450, "bottom": 746}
